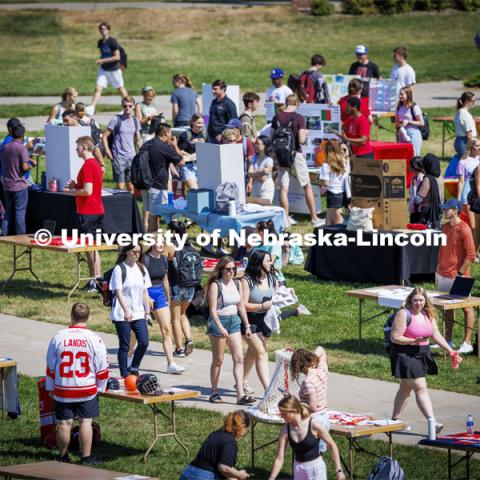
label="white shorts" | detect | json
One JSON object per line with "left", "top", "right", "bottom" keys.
{"left": 435, "top": 273, "right": 455, "bottom": 293}
{"left": 294, "top": 456, "right": 327, "bottom": 480}
{"left": 96, "top": 67, "right": 124, "bottom": 89}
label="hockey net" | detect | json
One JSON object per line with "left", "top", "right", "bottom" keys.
{"left": 247, "top": 349, "right": 302, "bottom": 423}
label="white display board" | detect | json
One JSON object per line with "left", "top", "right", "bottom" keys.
{"left": 45, "top": 124, "right": 91, "bottom": 190}
{"left": 273, "top": 176, "right": 322, "bottom": 215}
{"left": 202, "top": 84, "right": 240, "bottom": 125}
{"left": 323, "top": 74, "right": 360, "bottom": 104}
{"left": 196, "top": 143, "right": 246, "bottom": 205}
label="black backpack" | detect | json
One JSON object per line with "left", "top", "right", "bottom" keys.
{"left": 369, "top": 456, "right": 405, "bottom": 480}
{"left": 272, "top": 117, "right": 297, "bottom": 168}
{"left": 383, "top": 309, "right": 411, "bottom": 354}
{"left": 131, "top": 140, "right": 154, "bottom": 190}
{"left": 118, "top": 45, "right": 127, "bottom": 70}
{"left": 101, "top": 262, "right": 145, "bottom": 307}
{"left": 410, "top": 104, "right": 429, "bottom": 140}
{"left": 172, "top": 244, "right": 203, "bottom": 288}
{"left": 467, "top": 167, "right": 480, "bottom": 213}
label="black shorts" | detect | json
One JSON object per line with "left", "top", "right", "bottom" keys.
{"left": 76, "top": 214, "right": 104, "bottom": 235}
{"left": 326, "top": 191, "right": 344, "bottom": 209}
{"left": 243, "top": 312, "right": 272, "bottom": 337}
{"left": 55, "top": 397, "right": 99, "bottom": 420}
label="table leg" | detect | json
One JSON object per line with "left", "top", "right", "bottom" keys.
{"left": 358, "top": 298, "right": 363, "bottom": 344}
{"left": 2, "top": 245, "right": 41, "bottom": 290}
{"left": 442, "top": 123, "right": 446, "bottom": 160}
{"left": 442, "top": 310, "right": 447, "bottom": 360}
{"left": 348, "top": 438, "right": 354, "bottom": 480}
{"left": 466, "top": 451, "right": 471, "bottom": 479}
{"left": 448, "top": 448, "right": 452, "bottom": 480}
{"left": 388, "top": 433, "right": 393, "bottom": 458}
{"left": 1, "top": 369, "right": 6, "bottom": 421}
{"left": 171, "top": 401, "right": 189, "bottom": 455}
{"left": 251, "top": 420, "right": 256, "bottom": 469}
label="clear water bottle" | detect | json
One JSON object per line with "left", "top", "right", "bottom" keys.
{"left": 467, "top": 414, "right": 474, "bottom": 435}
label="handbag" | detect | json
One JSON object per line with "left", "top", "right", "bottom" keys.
{"left": 346, "top": 207, "right": 374, "bottom": 231}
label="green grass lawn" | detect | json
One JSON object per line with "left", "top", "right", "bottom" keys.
{"left": 0, "top": 104, "right": 119, "bottom": 119}
{"left": 0, "top": 8, "right": 478, "bottom": 96}
{"left": 1, "top": 376, "right": 478, "bottom": 479}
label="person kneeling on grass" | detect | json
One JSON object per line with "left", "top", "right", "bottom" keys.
{"left": 180, "top": 410, "right": 251, "bottom": 480}
{"left": 268, "top": 395, "right": 345, "bottom": 480}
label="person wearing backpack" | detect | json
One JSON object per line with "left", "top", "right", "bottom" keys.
{"left": 299, "top": 54, "right": 331, "bottom": 105}
{"left": 389, "top": 287, "right": 460, "bottom": 435}
{"left": 103, "top": 96, "right": 142, "bottom": 193}
{"left": 110, "top": 244, "right": 152, "bottom": 378}
{"left": 271, "top": 94, "right": 322, "bottom": 226}
{"left": 89, "top": 22, "right": 128, "bottom": 113}
{"left": 395, "top": 87, "right": 425, "bottom": 156}
{"left": 165, "top": 221, "right": 200, "bottom": 358}
{"left": 239, "top": 92, "right": 260, "bottom": 141}
{"left": 142, "top": 242, "right": 185, "bottom": 375}
{"left": 205, "top": 256, "right": 255, "bottom": 405}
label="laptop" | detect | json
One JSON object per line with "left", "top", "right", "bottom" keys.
{"left": 436, "top": 276, "right": 475, "bottom": 300}
{"left": 28, "top": 219, "right": 57, "bottom": 238}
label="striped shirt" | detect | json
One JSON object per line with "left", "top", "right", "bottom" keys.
{"left": 299, "top": 362, "right": 328, "bottom": 414}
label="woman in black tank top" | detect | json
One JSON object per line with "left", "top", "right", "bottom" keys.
{"left": 268, "top": 395, "right": 345, "bottom": 480}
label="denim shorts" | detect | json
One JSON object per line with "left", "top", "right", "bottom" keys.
{"left": 180, "top": 464, "right": 217, "bottom": 480}
{"left": 148, "top": 187, "right": 168, "bottom": 212}
{"left": 171, "top": 284, "right": 195, "bottom": 303}
{"left": 181, "top": 161, "right": 198, "bottom": 182}
{"left": 148, "top": 285, "right": 168, "bottom": 310}
{"left": 207, "top": 314, "right": 242, "bottom": 337}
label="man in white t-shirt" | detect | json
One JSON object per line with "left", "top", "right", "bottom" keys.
{"left": 390, "top": 46, "right": 416, "bottom": 90}
{"left": 266, "top": 68, "right": 293, "bottom": 108}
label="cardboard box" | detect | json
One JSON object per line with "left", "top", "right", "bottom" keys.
{"left": 187, "top": 189, "right": 214, "bottom": 214}
{"left": 350, "top": 158, "right": 407, "bottom": 230}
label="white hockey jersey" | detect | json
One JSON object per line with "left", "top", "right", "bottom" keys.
{"left": 45, "top": 325, "right": 109, "bottom": 403}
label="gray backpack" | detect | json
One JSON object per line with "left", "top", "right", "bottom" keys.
{"left": 369, "top": 457, "right": 405, "bottom": 480}
{"left": 215, "top": 182, "right": 240, "bottom": 214}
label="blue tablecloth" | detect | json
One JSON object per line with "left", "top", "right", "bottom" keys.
{"left": 151, "top": 205, "right": 285, "bottom": 236}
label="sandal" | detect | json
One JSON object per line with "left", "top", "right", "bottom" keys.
{"left": 209, "top": 393, "right": 223, "bottom": 403}
{"left": 237, "top": 395, "right": 256, "bottom": 405}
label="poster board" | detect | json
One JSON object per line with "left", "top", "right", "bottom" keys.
{"left": 323, "top": 74, "right": 360, "bottom": 104}
{"left": 202, "top": 83, "right": 240, "bottom": 126}
{"left": 265, "top": 102, "right": 280, "bottom": 123}
{"left": 369, "top": 79, "right": 397, "bottom": 113}
{"left": 297, "top": 104, "right": 341, "bottom": 166}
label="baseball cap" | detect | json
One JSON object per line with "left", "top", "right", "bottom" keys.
{"left": 440, "top": 199, "right": 462, "bottom": 211}
{"left": 142, "top": 85, "right": 154, "bottom": 94}
{"left": 225, "top": 118, "right": 243, "bottom": 130}
{"left": 270, "top": 68, "right": 284, "bottom": 79}
{"left": 355, "top": 45, "right": 368, "bottom": 55}
{"left": 6, "top": 117, "right": 22, "bottom": 130}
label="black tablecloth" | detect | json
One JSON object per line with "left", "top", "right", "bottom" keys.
{"left": 26, "top": 191, "right": 143, "bottom": 234}
{"left": 304, "top": 225, "right": 439, "bottom": 284}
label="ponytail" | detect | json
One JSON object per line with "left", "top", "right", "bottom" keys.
{"left": 278, "top": 394, "right": 312, "bottom": 420}
{"left": 223, "top": 410, "right": 250, "bottom": 438}
{"left": 457, "top": 92, "right": 475, "bottom": 110}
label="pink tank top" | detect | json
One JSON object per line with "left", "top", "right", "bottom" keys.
{"left": 403, "top": 309, "right": 433, "bottom": 346}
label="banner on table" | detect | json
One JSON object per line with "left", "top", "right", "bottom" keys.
{"left": 323, "top": 74, "right": 360, "bottom": 104}
{"left": 369, "top": 79, "right": 397, "bottom": 113}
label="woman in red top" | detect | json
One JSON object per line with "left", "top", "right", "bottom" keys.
{"left": 338, "top": 79, "right": 372, "bottom": 125}
{"left": 390, "top": 287, "right": 460, "bottom": 434}
{"left": 65, "top": 136, "right": 104, "bottom": 292}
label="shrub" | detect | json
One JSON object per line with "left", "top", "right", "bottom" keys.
{"left": 431, "top": 0, "right": 453, "bottom": 9}
{"left": 464, "top": 75, "right": 480, "bottom": 88}
{"left": 397, "top": 0, "right": 416, "bottom": 11}
{"left": 414, "top": 0, "right": 434, "bottom": 9}
{"left": 454, "top": 0, "right": 480, "bottom": 10}
{"left": 341, "top": 0, "right": 374, "bottom": 14}
{"left": 311, "top": 0, "right": 334, "bottom": 15}
{"left": 374, "top": 0, "right": 397, "bottom": 14}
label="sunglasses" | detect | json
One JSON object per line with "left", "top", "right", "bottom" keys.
{"left": 223, "top": 267, "right": 236, "bottom": 272}
{"left": 123, "top": 104, "right": 134, "bottom": 109}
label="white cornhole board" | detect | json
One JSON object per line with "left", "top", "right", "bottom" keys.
{"left": 196, "top": 143, "right": 246, "bottom": 205}
{"left": 202, "top": 84, "right": 240, "bottom": 125}
{"left": 45, "top": 124, "right": 91, "bottom": 189}
{"left": 273, "top": 176, "right": 322, "bottom": 215}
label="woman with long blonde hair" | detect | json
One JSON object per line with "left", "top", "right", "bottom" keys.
{"left": 318, "top": 139, "right": 351, "bottom": 225}
{"left": 390, "top": 287, "right": 460, "bottom": 434}
{"left": 396, "top": 86, "right": 424, "bottom": 156}
{"left": 268, "top": 395, "right": 345, "bottom": 480}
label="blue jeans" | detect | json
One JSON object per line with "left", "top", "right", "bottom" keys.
{"left": 179, "top": 464, "right": 217, "bottom": 480}
{"left": 454, "top": 136, "right": 468, "bottom": 157}
{"left": 114, "top": 319, "right": 149, "bottom": 377}
{"left": 407, "top": 127, "right": 423, "bottom": 157}
{"left": 2, "top": 188, "right": 28, "bottom": 236}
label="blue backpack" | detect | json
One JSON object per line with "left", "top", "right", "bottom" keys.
{"left": 369, "top": 457, "right": 405, "bottom": 480}
{"left": 383, "top": 309, "right": 411, "bottom": 354}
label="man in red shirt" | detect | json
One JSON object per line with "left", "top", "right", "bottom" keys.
{"left": 436, "top": 199, "right": 476, "bottom": 354}
{"left": 340, "top": 97, "right": 374, "bottom": 158}
{"left": 65, "top": 136, "right": 104, "bottom": 292}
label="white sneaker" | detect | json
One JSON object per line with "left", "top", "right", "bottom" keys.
{"left": 311, "top": 218, "right": 325, "bottom": 227}
{"left": 85, "top": 105, "right": 95, "bottom": 117}
{"left": 167, "top": 363, "right": 185, "bottom": 375}
{"left": 436, "top": 423, "right": 444, "bottom": 434}
{"left": 457, "top": 342, "right": 474, "bottom": 354}
{"left": 297, "top": 304, "right": 312, "bottom": 315}
{"left": 288, "top": 216, "right": 297, "bottom": 225}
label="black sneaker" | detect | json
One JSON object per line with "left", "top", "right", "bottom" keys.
{"left": 80, "top": 455, "right": 103, "bottom": 466}
{"left": 173, "top": 348, "right": 186, "bottom": 358}
{"left": 56, "top": 454, "right": 70, "bottom": 463}
{"left": 184, "top": 339, "right": 193, "bottom": 356}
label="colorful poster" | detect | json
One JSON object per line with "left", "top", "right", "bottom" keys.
{"left": 369, "top": 79, "right": 397, "bottom": 113}
{"left": 323, "top": 74, "right": 360, "bottom": 104}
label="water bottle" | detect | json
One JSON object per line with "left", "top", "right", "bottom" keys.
{"left": 427, "top": 417, "right": 436, "bottom": 441}
{"left": 41, "top": 171, "right": 47, "bottom": 191}
{"left": 467, "top": 414, "right": 474, "bottom": 435}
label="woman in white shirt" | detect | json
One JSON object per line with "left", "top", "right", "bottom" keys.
{"left": 396, "top": 86, "right": 425, "bottom": 156}
{"left": 318, "top": 140, "right": 351, "bottom": 225}
{"left": 248, "top": 136, "right": 274, "bottom": 204}
{"left": 110, "top": 244, "right": 152, "bottom": 378}
{"left": 47, "top": 87, "right": 78, "bottom": 125}
{"left": 454, "top": 92, "right": 477, "bottom": 158}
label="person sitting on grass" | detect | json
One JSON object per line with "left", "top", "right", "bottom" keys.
{"left": 180, "top": 410, "right": 251, "bottom": 480}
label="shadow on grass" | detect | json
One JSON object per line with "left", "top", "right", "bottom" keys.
{"left": 322, "top": 338, "right": 386, "bottom": 356}
{"left": 1, "top": 278, "right": 75, "bottom": 300}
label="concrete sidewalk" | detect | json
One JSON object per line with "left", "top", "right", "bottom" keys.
{"left": 0, "top": 313, "right": 477, "bottom": 446}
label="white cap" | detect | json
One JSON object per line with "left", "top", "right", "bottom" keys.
{"left": 355, "top": 45, "right": 368, "bottom": 55}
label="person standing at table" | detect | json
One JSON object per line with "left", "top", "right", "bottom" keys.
{"left": 300, "top": 54, "right": 330, "bottom": 104}
{"left": 46, "top": 302, "right": 108, "bottom": 465}
{"left": 396, "top": 86, "right": 425, "bottom": 156}
{"left": 110, "top": 244, "right": 152, "bottom": 377}
{"left": 65, "top": 136, "right": 105, "bottom": 293}
{"left": 171, "top": 74, "right": 201, "bottom": 128}
{"left": 207, "top": 79, "right": 238, "bottom": 144}
{"left": 454, "top": 92, "right": 477, "bottom": 158}
{"left": 47, "top": 87, "right": 78, "bottom": 125}
{"left": 338, "top": 78, "right": 372, "bottom": 126}
{"left": 436, "top": 199, "right": 476, "bottom": 354}
{"left": 266, "top": 68, "right": 293, "bottom": 107}
{"left": 348, "top": 44, "right": 381, "bottom": 97}
{"left": 390, "top": 46, "right": 416, "bottom": 90}
{"left": 102, "top": 96, "right": 142, "bottom": 193}
{"left": 340, "top": 97, "right": 374, "bottom": 159}
{"left": 390, "top": 287, "right": 460, "bottom": 433}
{"left": 1, "top": 123, "right": 31, "bottom": 236}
